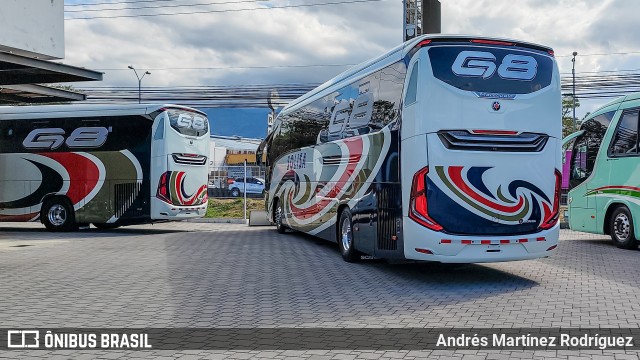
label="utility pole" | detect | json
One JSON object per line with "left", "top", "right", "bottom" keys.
{"left": 404, "top": 0, "right": 440, "bottom": 41}
{"left": 571, "top": 52, "right": 578, "bottom": 131}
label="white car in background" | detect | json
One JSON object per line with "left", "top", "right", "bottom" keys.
{"left": 228, "top": 177, "right": 265, "bottom": 197}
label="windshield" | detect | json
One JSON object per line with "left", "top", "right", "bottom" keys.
{"left": 167, "top": 109, "right": 209, "bottom": 137}
{"left": 569, "top": 111, "right": 615, "bottom": 188}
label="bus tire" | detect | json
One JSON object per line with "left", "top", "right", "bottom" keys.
{"left": 41, "top": 197, "right": 77, "bottom": 232}
{"left": 274, "top": 199, "right": 288, "bottom": 234}
{"left": 93, "top": 223, "right": 120, "bottom": 230}
{"left": 338, "top": 208, "right": 359, "bottom": 262}
{"left": 609, "top": 206, "right": 638, "bottom": 250}
{"left": 230, "top": 188, "right": 240, "bottom": 197}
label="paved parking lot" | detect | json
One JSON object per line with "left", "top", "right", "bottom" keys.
{"left": 0, "top": 222, "right": 639, "bottom": 359}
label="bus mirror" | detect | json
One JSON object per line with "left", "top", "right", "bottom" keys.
{"left": 256, "top": 149, "right": 263, "bottom": 166}
{"left": 562, "top": 130, "right": 584, "bottom": 149}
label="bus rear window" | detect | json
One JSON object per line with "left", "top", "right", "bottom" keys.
{"left": 167, "top": 109, "right": 208, "bottom": 137}
{"left": 428, "top": 46, "right": 553, "bottom": 94}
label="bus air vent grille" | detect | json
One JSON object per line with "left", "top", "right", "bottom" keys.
{"left": 438, "top": 131, "right": 548, "bottom": 152}
{"left": 377, "top": 186, "right": 400, "bottom": 251}
{"left": 114, "top": 182, "right": 142, "bottom": 219}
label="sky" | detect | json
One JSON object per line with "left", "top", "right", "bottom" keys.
{"left": 62, "top": 0, "right": 640, "bottom": 134}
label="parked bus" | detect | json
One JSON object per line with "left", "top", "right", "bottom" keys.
{"left": 0, "top": 104, "right": 209, "bottom": 231}
{"left": 565, "top": 93, "right": 640, "bottom": 249}
{"left": 258, "top": 35, "right": 562, "bottom": 263}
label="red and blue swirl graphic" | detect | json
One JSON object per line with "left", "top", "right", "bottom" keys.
{"left": 429, "top": 166, "right": 553, "bottom": 235}
{"left": 156, "top": 171, "right": 207, "bottom": 206}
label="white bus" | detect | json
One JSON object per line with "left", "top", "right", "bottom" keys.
{"left": 0, "top": 104, "right": 210, "bottom": 231}
{"left": 260, "top": 35, "right": 561, "bottom": 263}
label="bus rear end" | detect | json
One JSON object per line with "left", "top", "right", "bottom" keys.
{"left": 151, "top": 106, "right": 209, "bottom": 220}
{"left": 401, "top": 37, "right": 561, "bottom": 262}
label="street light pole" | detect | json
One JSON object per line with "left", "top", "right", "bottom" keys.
{"left": 128, "top": 65, "right": 151, "bottom": 104}
{"left": 571, "top": 51, "right": 578, "bottom": 131}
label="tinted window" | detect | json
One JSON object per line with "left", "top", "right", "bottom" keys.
{"left": 428, "top": 45, "right": 553, "bottom": 94}
{"left": 404, "top": 62, "right": 419, "bottom": 105}
{"left": 167, "top": 109, "right": 208, "bottom": 137}
{"left": 1, "top": 115, "right": 152, "bottom": 154}
{"left": 569, "top": 111, "right": 616, "bottom": 188}
{"left": 609, "top": 109, "right": 639, "bottom": 156}
{"left": 153, "top": 115, "right": 165, "bottom": 140}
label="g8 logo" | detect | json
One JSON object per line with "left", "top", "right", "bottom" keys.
{"left": 177, "top": 114, "right": 207, "bottom": 131}
{"left": 452, "top": 51, "right": 538, "bottom": 81}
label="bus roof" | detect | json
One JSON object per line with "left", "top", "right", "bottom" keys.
{"left": 0, "top": 103, "right": 206, "bottom": 120}
{"left": 280, "top": 34, "right": 554, "bottom": 115}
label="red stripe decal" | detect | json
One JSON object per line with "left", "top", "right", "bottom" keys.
{"left": 41, "top": 153, "right": 99, "bottom": 205}
{"left": 448, "top": 166, "right": 524, "bottom": 213}
{"left": 290, "top": 138, "right": 363, "bottom": 218}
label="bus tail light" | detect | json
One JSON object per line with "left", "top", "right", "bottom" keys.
{"left": 470, "top": 39, "right": 514, "bottom": 46}
{"left": 414, "top": 39, "right": 432, "bottom": 49}
{"left": 156, "top": 172, "right": 172, "bottom": 204}
{"left": 539, "top": 169, "right": 562, "bottom": 230}
{"left": 408, "top": 166, "right": 443, "bottom": 231}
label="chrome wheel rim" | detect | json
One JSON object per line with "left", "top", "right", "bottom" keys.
{"left": 47, "top": 204, "right": 67, "bottom": 226}
{"left": 614, "top": 213, "right": 630, "bottom": 241}
{"left": 341, "top": 217, "right": 352, "bottom": 251}
{"left": 275, "top": 205, "right": 283, "bottom": 228}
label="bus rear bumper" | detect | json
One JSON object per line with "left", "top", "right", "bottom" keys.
{"left": 151, "top": 199, "right": 207, "bottom": 220}
{"left": 403, "top": 220, "right": 559, "bottom": 263}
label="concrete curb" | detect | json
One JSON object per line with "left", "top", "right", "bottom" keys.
{"left": 187, "top": 218, "right": 248, "bottom": 224}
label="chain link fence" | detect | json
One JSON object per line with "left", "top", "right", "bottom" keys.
{"left": 208, "top": 165, "right": 267, "bottom": 199}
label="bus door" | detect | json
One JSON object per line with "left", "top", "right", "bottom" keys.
{"left": 567, "top": 111, "right": 616, "bottom": 232}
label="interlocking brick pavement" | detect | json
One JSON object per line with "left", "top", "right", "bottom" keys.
{"left": 0, "top": 223, "right": 638, "bottom": 358}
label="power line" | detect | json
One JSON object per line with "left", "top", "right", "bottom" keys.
{"left": 66, "top": 0, "right": 193, "bottom": 7}
{"left": 65, "top": 0, "right": 269, "bottom": 13}
{"left": 560, "top": 68, "right": 640, "bottom": 75}
{"left": 556, "top": 51, "right": 640, "bottom": 58}
{"left": 65, "top": 0, "right": 385, "bottom": 20}
{"left": 75, "top": 70, "right": 640, "bottom": 106}
{"left": 94, "top": 64, "right": 355, "bottom": 71}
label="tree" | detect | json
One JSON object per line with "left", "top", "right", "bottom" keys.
{"left": 562, "top": 95, "right": 580, "bottom": 138}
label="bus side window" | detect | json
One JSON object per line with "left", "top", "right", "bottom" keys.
{"left": 404, "top": 61, "right": 419, "bottom": 106}
{"left": 375, "top": 62, "right": 405, "bottom": 128}
{"left": 608, "top": 109, "right": 639, "bottom": 157}
{"left": 0, "top": 120, "right": 14, "bottom": 152}
{"left": 154, "top": 114, "right": 165, "bottom": 140}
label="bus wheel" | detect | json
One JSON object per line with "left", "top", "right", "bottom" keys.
{"left": 93, "top": 223, "right": 120, "bottom": 230}
{"left": 274, "top": 200, "right": 287, "bottom": 234}
{"left": 610, "top": 206, "right": 638, "bottom": 250}
{"left": 42, "top": 197, "right": 77, "bottom": 232}
{"left": 338, "top": 208, "right": 359, "bottom": 262}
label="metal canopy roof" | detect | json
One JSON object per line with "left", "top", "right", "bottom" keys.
{"left": 0, "top": 51, "right": 102, "bottom": 104}
{"left": 0, "top": 51, "right": 102, "bottom": 86}
{"left": 0, "top": 84, "right": 86, "bottom": 104}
